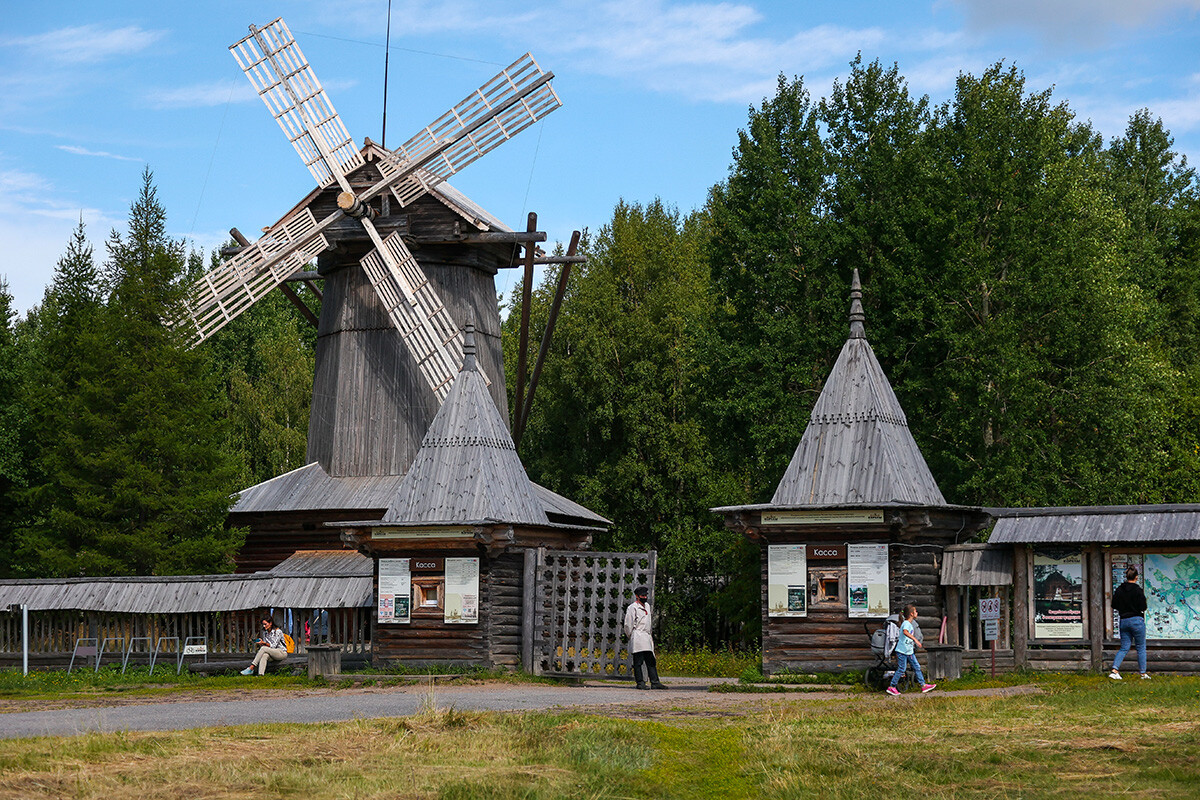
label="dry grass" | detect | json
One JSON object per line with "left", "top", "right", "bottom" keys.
{"left": 0, "top": 676, "right": 1197, "bottom": 798}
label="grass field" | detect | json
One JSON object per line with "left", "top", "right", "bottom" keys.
{"left": 0, "top": 674, "right": 1198, "bottom": 799}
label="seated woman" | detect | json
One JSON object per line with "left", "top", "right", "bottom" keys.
{"left": 241, "top": 616, "right": 287, "bottom": 675}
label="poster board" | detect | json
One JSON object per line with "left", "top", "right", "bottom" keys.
{"left": 768, "top": 545, "right": 807, "bottom": 617}
{"left": 1032, "top": 550, "right": 1084, "bottom": 639}
{"left": 444, "top": 557, "right": 480, "bottom": 624}
{"left": 1112, "top": 552, "right": 1200, "bottom": 640}
{"left": 378, "top": 558, "right": 411, "bottom": 624}
{"left": 847, "top": 543, "right": 889, "bottom": 617}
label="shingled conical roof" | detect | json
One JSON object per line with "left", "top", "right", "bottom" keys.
{"left": 771, "top": 270, "right": 947, "bottom": 507}
{"left": 379, "top": 325, "right": 549, "bottom": 525}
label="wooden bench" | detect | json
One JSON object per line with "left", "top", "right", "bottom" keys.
{"left": 189, "top": 656, "right": 305, "bottom": 676}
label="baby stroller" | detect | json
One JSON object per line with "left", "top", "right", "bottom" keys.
{"left": 865, "top": 614, "right": 916, "bottom": 691}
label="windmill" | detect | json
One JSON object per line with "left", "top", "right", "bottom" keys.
{"left": 183, "top": 19, "right": 586, "bottom": 570}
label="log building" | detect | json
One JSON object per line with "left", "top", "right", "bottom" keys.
{"left": 713, "top": 271, "right": 990, "bottom": 674}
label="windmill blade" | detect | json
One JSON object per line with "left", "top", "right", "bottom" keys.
{"left": 375, "top": 53, "right": 561, "bottom": 207}
{"left": 178, "top": 209, "right": 329, "bottom": 345}
{"left": 360, "top": 232, "right": 489, "bottom": 401}
{"left": 230, "top": 18, "right": 364, "bottom": 188}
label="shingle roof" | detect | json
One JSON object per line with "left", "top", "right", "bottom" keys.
{"left": 230, "top": 462, "right": 406, "bottom": 514}
{"left": 0, "top": 551, "right": 372, "bottom": 613}
{"left": 379, "top": 325, "right": 549, "bottom": 525}
{"left": 940, "top": 544, "right": 1013, "bottom": 585}
{"left": 771, "top": 270, "right": 947, "bottom": 507}
{"left": 988, "top": 505, "right": 1200, "bottom": 544}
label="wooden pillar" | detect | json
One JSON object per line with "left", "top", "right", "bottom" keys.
{"left": 1087, "top": 544, "right": 1104, "bottom": 671}
{"left": 521, "top": 548, "right": 538, "bottom": 673}
{"left": 946, "top": 586, "right": 961, "bottom": 646}
{"left": 1012, "top": 545, "right": 1028, "bottom": 668}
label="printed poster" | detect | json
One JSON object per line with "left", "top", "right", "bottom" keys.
{"left": 768, "top": 545, "right": 807, "bottom": 617}
{"left": 444, "top": 557, "right": 480, "bottom": 624}
{"left": 1110, "top": 553, "right": 1143, "bottom": 638}
{"left": 1033, "top": 550, "right": 1084, "bottom": 639}
{"left": 847, "top": 543, "right": 889, "bottom": 618}
{"left": 1142, "top": 553, "right": 1200, "bottom": 640}
{"left": 378, "top": 558, "right": 411, "bottom": 624}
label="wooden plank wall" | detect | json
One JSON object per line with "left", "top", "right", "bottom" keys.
{"left": 761, "top": 543, "right": 946, "bottom": 674}
{"left": 232, "top": 510, "right": 372, "bottom": 573}
{"left": 487, "top": 553, "right": 523, "bottom": 669}
{"left": 372, "top": 551, "right": 492, "bottom": 668}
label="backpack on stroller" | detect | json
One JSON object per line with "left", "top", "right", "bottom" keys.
{"left": 864, "top": 614, "right": 902, "bottom": 690}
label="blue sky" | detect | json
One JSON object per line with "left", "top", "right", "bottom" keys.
{"left": 2, "top": 0, "right": 1199, "bottom": 314}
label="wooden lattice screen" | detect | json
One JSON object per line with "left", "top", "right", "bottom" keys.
{"left": 524, "top": 548, "right": 657, "bottom": 678}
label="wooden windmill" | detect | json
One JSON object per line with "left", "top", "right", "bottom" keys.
{"left": 186, "top": 19, "right": 588, "bottom": 571}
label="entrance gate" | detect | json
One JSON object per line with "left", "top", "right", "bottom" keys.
{"left": 523, "top": 548, "right": 656, "bottom": 678}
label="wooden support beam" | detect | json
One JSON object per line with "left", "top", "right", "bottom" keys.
{"left": 516, "top": 230, "right": 580, "bottom": 448}
{"left": 231, "top": 228, "right": 319, "bottom": 328}
{"left": 1013, "top": 545, "right": 1028, "bottom": 669}
{"left": 511, "top": 213, "right": 537, "bottom": 442}
{"left": 1087, "top": 544, "right": 1104, "bottom": 671}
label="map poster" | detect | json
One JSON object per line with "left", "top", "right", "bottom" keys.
{"left": 1143, "top": 553, "right": 1200, "bottom": 640}
{"left": 444, "top": 557, "right": 480, "bottom": 624}
{"left": 1110, "top": 553, "right": 1144, "bottom": 637}
{"left": 768, "top": 545, "right": 807, "bottom": 617}
{"left": 1033, "top": 551, "right": 1084, "bottom": 639}
{"left": 847, "top": 543, "right": 889, "bottom": 618}
{"left": 378, "top": 558, "right": 411, "bottom": 624}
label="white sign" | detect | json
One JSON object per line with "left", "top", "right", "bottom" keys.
{"left": 444, "top": 557, "right": 480, "bottom": 624}
{"left": 378, "top": 558, "right": 411, "bottom": 624}
{"left": 767, "top": 545, "right": 808, "bottom": 617}
{"left": 183, "top": 644, "right": 207, "bottom": 656}
{"left": 762, "top": 509, "right": 885, "bottom": 526}
{"left": 847, "top": 543, "right": 889, "bottom": 618}
{"left": 979, "top": 598, "right": 1001, "bottom": 621}
{"left": 983, "top": 619, "right": 1000, "bottom": 641}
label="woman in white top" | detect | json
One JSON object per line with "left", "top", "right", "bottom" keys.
{"left": 242, "top": 616, "right": 287, "bottom": 675}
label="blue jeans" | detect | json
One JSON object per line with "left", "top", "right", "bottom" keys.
{"left": 891, "top": 651, "right": 925, "bottom": 687}
{"left": 1112, "top": 616, "right": 1147, "bottom": 674}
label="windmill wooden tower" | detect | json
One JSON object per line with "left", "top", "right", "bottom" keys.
{"left": 181, "top": 19, "right": 591, "bottom": 570}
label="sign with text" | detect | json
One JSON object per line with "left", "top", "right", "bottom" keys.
{"left": 847, "top": 543, "right": 889, "bottom": 617}
{"left": 183, "top": 644, "right": 208, "bottom": 656}
{"left": 378, "top": 558, "right": 411, "bottom": 624}
{"left": 762, "top": 509, "right": 885, "bottom": 526}
{"left": 767, "top": 545, "right": 808, "bottom": 617}
{"left": 979, "top": 597, "right": 1001, "bottom": 621}
{"left": 983, "top": 619, "right": 1000, "bottom": 641}
{"left": 1033, "top": 550, "right": 1084, "bottom": 639}
{"left": 807, "top": 544, "right": 846, "bottom": 560}
{"left": 444, "top": 557, "right": 480, "bottom": 624}
{"left": 411, "top": 558, "right": 444, "bottom": 572}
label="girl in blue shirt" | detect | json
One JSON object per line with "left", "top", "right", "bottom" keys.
{"left": 887, "top": 604, "right": 936, "bottom": 695}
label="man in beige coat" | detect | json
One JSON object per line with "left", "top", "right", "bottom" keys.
{"left": 623, "top": 586, "right": 666, "bottom": 689}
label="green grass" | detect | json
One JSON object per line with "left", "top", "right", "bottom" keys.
{"left": 657, "top": 647, "right": 760, "bottom": 678}
{"left": 1, "top": 676, "right": 1198, "bottom": 798}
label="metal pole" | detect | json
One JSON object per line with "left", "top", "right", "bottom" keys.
{"left": 21, "top": 604, "right": 28, "bottom": 676}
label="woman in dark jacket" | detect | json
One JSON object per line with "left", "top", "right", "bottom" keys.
{"left": 1109, "top": 567, "right": 1149, "bottom": 680}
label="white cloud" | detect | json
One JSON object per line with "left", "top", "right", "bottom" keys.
{"left": 952, "top": 0, "right": 1200, "bottom": 45}
{"left": 56, "top": 145, "right": 143, "bottom": 163}
{"left": 146, "top": 80, "right": 256, "bottom": 109}
{"left": 4, "top": 24, "right": 166, "bottom": 64}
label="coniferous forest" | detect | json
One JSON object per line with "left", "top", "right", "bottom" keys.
{"left": 3, "top": 61, "right": 1199, "bottom": 649}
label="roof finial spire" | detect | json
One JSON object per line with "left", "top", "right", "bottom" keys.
{"left": 462, "top": 321, "right": 478, "bottom": 372}
{"left": 849, "top": 269, "right": 865, "bottom": 339}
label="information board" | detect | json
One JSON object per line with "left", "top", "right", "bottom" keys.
{"left": 1033, "top": 551, "right": 1084, "bottom": 639}
{"left": 983, "top": 619, "right": 1000, "bottom": 641}
{"left": 444, "top": 557, "right": 480, "bottom": 624}
{"left": 847, "top": 543, "right": 889, "bottom": 617}
{"left": 979, "top": 597, "right": 1001, "bottom": 621}
{"left": 378, "top": 558, "right": 411, "bottom": 624}
{"left": 767, "top": 545, "right": 807, "bottom": 617}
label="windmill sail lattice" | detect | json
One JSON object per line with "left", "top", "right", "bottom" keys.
{"left": 229, "top": 18, "right": 364, "bottom": 187}
{"left": 377, "top": 53, "right": 561, "bottom": 206}
{"left": 180, "top": 17, "right": 560, "bottom": 404}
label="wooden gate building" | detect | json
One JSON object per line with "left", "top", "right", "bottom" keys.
{"left": 335, "top": 327, "right": 609, "bottom": 669}
{"left": 713, "top": 271, "right": 990, "bottom": 674}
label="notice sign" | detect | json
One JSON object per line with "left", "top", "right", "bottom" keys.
{"left": 1033, "top": 550, "right": 1084, "bottom": 639}
{"left": 378, "top": 558, "right": 411, "bottom": 624}
{"left": 768, "top": 545, "right": 808, "bottom": 617}
{"left": 847, "top": 543, "right": 889, "bottom": 617}
{"left": 983, "top": 619, "right": 1000, "bottom": 642}
{"left": 979, "top": 597, "right": 1001, "bottom": 621}
{"left": 444, "top": 557, "right": 480, "bottom": 624}
{"left": 183, "top": 644, "right": 207, "bottom": 656}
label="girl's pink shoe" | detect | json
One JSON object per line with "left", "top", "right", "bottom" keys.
{"left": 921, "top": 683, "right": 936, "bottom": 693}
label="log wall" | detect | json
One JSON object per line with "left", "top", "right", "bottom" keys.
{"left": 231, "top": 510, "right": 372, "bottom": 573}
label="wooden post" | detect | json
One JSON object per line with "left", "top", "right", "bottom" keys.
{"left": 521, "top": 548, "right": 537, "bottom": 673}
{"left": 946, "top": 586, "right": 961, "bottom": 647}
{"left": 1012, "top": 545, "right": 1028, "bottom": 669}
{"left": 1087, "top": 544, "right": 1104, "bottom": 671}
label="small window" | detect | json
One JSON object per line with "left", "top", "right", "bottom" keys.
{"left": 412, "top": 576, "right": 444, "bottom": 616}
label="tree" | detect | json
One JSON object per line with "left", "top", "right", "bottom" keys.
{"left": 0, "top": 280, "right": 25, "bottom": 573}
{"left": 16, "top": 170, "right": 242, "bottom": 576}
